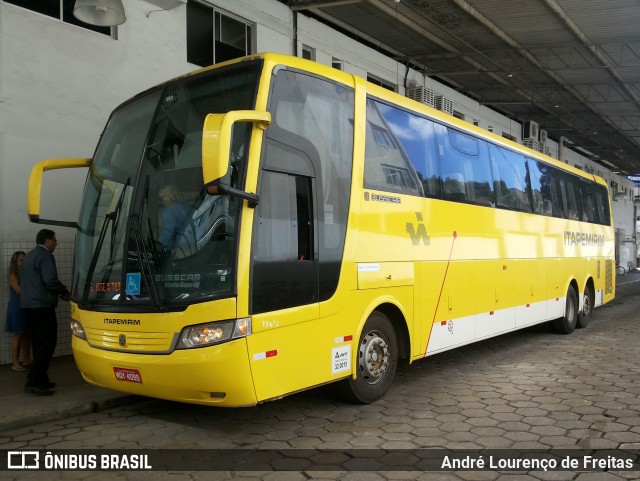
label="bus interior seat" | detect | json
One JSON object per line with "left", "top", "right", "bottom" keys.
{"left": 443, "top": 173, "right": 467, "bottom": 202}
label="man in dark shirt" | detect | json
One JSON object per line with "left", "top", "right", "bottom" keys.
{"left": 20, "top": 229, "right": 70, "bottom": 395}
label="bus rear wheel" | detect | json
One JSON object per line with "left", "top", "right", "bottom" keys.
{"left": 577, "top": 284, "right": 594, "bottom": 329}
{"left": 552, "top": 286, "right": 578, "bottom": 334}
{"left": 339, "top": 311, "right": 398, "bottom": 404}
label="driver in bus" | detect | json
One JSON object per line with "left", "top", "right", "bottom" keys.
{"left": 158, "top": 184, "right": 189, "bottom": 251}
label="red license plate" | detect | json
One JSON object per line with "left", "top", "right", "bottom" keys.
{"left": 113, "top": 367, "right": 143, "bottom": 383}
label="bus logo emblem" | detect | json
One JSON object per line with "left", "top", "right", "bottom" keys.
{"left": 406, "top": 212, "right": 430, "bottom": 246}
{"left": 119, "top": 334, "right": 127, "bottom": 347}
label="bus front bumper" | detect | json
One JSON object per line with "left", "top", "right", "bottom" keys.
{"left": 72, "top": 336, "right": 258, "bottom": 407}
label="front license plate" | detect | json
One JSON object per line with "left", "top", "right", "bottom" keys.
{"left": 113, "top": 367, "right": 143, "bottom": 383}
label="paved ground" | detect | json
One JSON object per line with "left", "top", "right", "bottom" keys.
{"left": 1, "top": 272, "right": 640, "bottom": 480}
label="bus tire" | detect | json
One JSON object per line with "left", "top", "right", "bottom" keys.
{"left": 339, "top": 311, "right": 398, "bottom": 404}
{"left": 577, "top": 284, "right": 594, "bottom": 329}
{"left": 552, "top": 286, "right": 578, "bottom": 334}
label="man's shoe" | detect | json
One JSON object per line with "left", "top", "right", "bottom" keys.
{"left": 46, "top": 382, "right": 56, "bottom": 389}
{"left": 24, "top": 386, "right": 54, "bottom": 396}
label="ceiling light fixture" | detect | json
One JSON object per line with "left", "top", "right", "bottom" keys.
{"left": 73, "top": 0, "right": 126, "bottom": 26}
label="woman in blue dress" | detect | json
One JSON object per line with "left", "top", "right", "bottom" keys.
{"left": 5, "top": 251, "right": 31, "bottom": 371}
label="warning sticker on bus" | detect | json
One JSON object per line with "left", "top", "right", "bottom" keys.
{"left": 332, "top": 345, "right": 351, "bottom": 374}
{"left": 113, "top": 367, "right": 142, "bottom": 383}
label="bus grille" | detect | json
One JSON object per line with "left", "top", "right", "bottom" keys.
{"left": 84, "top": 328, "right": 175, "bottom": 353}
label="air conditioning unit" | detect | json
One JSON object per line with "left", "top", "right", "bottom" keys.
{"left": 523, "top": 139, "right": 542, "bottom": 152}
{"left": 435, "top": 95, "right": 454, "bottom": 115}
{"left": 142, "top": 0, "right": 185, "bottom": 9}
{"left": 539, "top": 129, "right": 548, "bottom": 143}
{"left": 523, "top": 120, "right": 539, "bottom": 140}
{"left": 406, "top": 87, "right": 435, "bottom": 107}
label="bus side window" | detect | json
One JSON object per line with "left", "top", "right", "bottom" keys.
{"left": 595, "top": 185, "right": 611, "bottom": 225}
{"left": 561, "top": 174, "right": 583, "bottom": 221}
{"left": 528, "top": 160, "right": 549, "bottom": 215}
{"left": 489, "top": 144, "right": 531, "bottom": 213}
{"left": 443, "top": 172, "right": 467, "bottom": 202}
{"left": 551, "top": 175, "right": 567, "bottom": 219}
{"left": 571, "top": 176, "right": 585, "bottom": 221}
{"left": 436, "top": 125, "right": 494, "bottom": 206}
{"left": 580, "top": 180, "right": 598, "bottom": 223}
{"left": 364, "top": 98, "right": 447, "bottom": 199}
{"left": 364, "top": 99, "right": 423, "bottom": 197}
{"left": 532, "top": 161, "right": 555, "bottom": 216}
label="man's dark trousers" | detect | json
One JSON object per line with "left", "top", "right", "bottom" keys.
{"left": 24, "top": 307, "right": 57, "bottom": 389}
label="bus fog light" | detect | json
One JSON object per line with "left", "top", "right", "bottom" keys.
{"left": 70, "top": 320, "right": 87, "bottom": 340}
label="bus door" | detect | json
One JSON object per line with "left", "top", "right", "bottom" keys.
{"left": 248, "top": 68, "right": 354, "bottom": 400}
{"left": 248, "top": 135, "right": 320, "bottom": 401}
{"left": 247, "top": 67, "right": 354, "bottom": 402}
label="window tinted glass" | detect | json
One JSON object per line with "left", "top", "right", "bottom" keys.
{"left": 187, "top": 1, "right": 213, "bottom": 67}
{"left": 436, "top": 125, "right": 494, "bottom": 206}
{"left": 360, "top": 97, "right": 611, "bottom": 226}
{"left": 557, "top": 173, "right": 583, "bottom": 221}
{"left": 253, "top": 69, "right": 354, "bottom": 309}
{"left": 594, "top": 184, "right": 611, "bottom": 225}
{"left": 580, "top": 180, "right": 598, "bottom": 223}
{"left": 187, "top": 1, "right": 253, "bottom": 67}
{"left": 5, "top": 0, "right": 59, "bottom": 18}
{"left": 364, "top": 99, "right": 423, "bottom": 196}
{"left": 364, "top": 99, "right": 441, "bottom": 198}
{"left": 6, "top": 0, "right": 111, "bottom": 35}
{"left": 489, "top": 144, "right": 531, "bottom": 212}
{"left": 528, "top": 160, "right": 553, "bottom": 216}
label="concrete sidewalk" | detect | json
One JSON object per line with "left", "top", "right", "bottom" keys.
{"left": 0, "top": 355, "right": 141, "bottom": 432}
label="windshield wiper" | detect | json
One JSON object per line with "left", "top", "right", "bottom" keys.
{"left": 82, "top": 178, "right": 130, "bottom": 305}
{"left": 140, "top": 175, "right": 163, "bottom": 267}
{"left": 130, "top": 212, "right": 162, "bottom": 309}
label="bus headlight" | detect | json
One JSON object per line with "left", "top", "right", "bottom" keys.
{"left": 176, "top": 318, "right": 251, "bottom": 349}
{"left": 70, "top": 320, "right": 87, "bottom": 340}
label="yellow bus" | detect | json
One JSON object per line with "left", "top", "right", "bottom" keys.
{"left": 28, "top": 53, "right": 615, "bottom": 406}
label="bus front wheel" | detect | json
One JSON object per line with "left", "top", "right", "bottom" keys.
{"left": 552, "top": 286, "right": 578, "bottom": 334}
{"left": 339, "top": 311, "right": 398, "bottom": 404}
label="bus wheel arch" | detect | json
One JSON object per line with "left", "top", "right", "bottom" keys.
{"left": 552, "top": 280, "right": 579, "bottom": 334}
{"left": 339, "top": 303, "right": 408, "bottom": 404}
{"left": 373, "top": 303, "right": 410, "bottom": 361}
{"left": 577, "top": 278, "right": 595, "bottom": 329}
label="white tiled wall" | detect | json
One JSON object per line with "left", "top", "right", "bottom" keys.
{"left": 1, "top": 241, "right": 74, "bottom": 365}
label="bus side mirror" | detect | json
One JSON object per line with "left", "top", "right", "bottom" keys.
{"left": 201, "top": 110, "right": 271, "bottom": 187}
{"left": 28, "top": 158, "right": 91, "bottom": 228}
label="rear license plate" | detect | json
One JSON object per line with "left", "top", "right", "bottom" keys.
{"left": 113, "top": 367, "right": 142, "bottom": 383}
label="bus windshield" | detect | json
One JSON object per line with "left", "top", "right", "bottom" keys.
{"left": 72, "top": 61, "right": 262, "bottom": 309}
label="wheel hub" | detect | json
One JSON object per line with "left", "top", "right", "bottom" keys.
{"left": 583, "top": 292, "right": 592, "bottom": 317}
{"left": 358, "top": 330, "right": 389, "bottom": 385}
